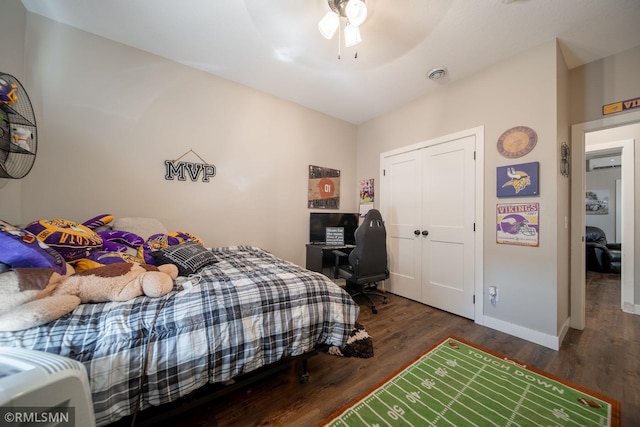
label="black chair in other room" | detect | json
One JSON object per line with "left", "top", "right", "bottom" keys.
{"left": 585, "top": 226, "right": 621, "bottom": 273}
{"left": 334, "top": 209, "right": 389, "bottom": 313}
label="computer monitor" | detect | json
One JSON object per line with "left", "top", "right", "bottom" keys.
{"left": 309, "top": 212, "right": 359, "bottom": 245}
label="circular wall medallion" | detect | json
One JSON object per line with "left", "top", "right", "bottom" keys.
{"left": 497, "top": 126, "right": 537, "bottom": 158}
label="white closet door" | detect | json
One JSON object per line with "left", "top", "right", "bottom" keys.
{"left": 382, "top": 134, "right": 476, "bottom": 319}
{"left": 421, "top": 135, "right": 476, "bottom": 319}
{"left": 382, "top": 150, "right": 423, "bottom": 301}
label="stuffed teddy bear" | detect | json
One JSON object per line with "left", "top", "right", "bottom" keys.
{"left": 0, "top": 262, "right": 178, "bottom": 332}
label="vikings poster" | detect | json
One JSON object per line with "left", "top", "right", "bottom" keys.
{"left": 496, "top": 203, "right": 539, "bottom": 247}
{"left": 496, "top": 161, "right": 539, "bottom": 197}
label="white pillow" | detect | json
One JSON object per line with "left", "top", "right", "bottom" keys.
{"left": 111, "top": 217, "right": 169, "bottom": 241}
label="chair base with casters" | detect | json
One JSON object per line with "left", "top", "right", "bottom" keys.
{"left": 334, "top": 250, "right": 388, "bottom": 314}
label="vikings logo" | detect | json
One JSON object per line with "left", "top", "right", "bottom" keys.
{"left": 500, "top": 214, "right": 536, "bottom": 236}
{"left": 502, "top": 167, "right": 531, "bottom": 194}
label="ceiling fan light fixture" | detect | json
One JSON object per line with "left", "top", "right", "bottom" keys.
{"left": 319, "top": 0, "right": 367, "bottom": 57}
{"left": 318, "top": 11, "right": 340, "bottom": 39}
{"left": 344, "top": 24, "right": 362, "bottom": 47}
{"left": 345, "top": 0, "right": 367, "bottom": 26}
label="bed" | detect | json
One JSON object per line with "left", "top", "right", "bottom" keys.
{"left": 0, "top": 245, "right": 359, "bottom": 426}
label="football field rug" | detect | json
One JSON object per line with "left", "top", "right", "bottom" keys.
{"left": 323, "top": 336, "right": 620, "bottom": 427}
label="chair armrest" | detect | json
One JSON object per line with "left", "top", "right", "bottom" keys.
{"left": 606, "top": 243, "right": 621, "bottom": 251}
{"left": 333, "top": 250, "right": 350, "bottom": 279}
{"left": 586, "top": 242, "right": 608, "bottom": 251}
{"left": 333, "top": 250, "right": 350, "bottom": 258}
{"left": 587, "top": 242, "right": 616, "bottom": 260}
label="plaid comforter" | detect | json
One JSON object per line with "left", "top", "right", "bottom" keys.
{"left": 0, "top": 246, "right": 359, "bottom": 426}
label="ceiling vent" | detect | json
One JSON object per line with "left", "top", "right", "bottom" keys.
{"left": 588, "top": 156, "right": 621, "bottom": 171}
{"left": 427, "top": 67, "right": 448, "bottom": 82}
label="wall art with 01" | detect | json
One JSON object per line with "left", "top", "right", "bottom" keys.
{"left": 496, "top": 162, "right": 539, "bottom": 197}
{"left": 308, "top": 165, "right": 340, "bottom": 209}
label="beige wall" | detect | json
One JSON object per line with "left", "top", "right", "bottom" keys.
{"left": 11, "top": 13, "right": 358, "bottom": 267}
{"left": 570, "top": 46, "right": 640, "bottom": 304}
{"left": 570, "top": 45, "right": 640, "bottom": 125}
{"left": 0, "top": 0, "right": 26, "bottom": 224}
{"left": 358, "top": 41, "right": 566, "bottom": 344}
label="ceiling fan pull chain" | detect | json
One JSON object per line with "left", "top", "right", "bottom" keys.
{"left": 337, "top": 24, "right": 342, "bottom": 59}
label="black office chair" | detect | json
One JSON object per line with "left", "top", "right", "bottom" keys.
{"left": 334, "top": 209, "right": 389, "bottom": 314}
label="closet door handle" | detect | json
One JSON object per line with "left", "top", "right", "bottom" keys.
{"left": 422, "top": 230, "right": 429, "bottom": 236}
{"left": 414, "top": 230, "right": 421, "bottom": 236}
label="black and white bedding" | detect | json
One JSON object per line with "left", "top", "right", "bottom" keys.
{"left": 0, "top": 246, "right": 359, "bottom": 426}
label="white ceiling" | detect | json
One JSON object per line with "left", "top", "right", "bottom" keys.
{"left": 20, "top": 0, "right": 640, "bottom": 124}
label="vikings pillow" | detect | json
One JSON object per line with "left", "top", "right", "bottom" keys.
{"left": 25, "top": 219, "right": 102, "bottom": 262}
{"left": 82, "top": 213, "right": 114, "bottom": 231}
{"left": 169, "top": 231, "right": 204, "bottom": 246}
{"left": 138, "top": 233, "right": 182, "bottom": 265}
{"left": 72, "top": 251, "right": 139, "bottom": 271}
{"left": 0, "top": 219, "right": 67, "bottom": 275}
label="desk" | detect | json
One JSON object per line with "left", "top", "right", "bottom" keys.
{"left": 305, "top": 244, "right": 355, "bottom": 275}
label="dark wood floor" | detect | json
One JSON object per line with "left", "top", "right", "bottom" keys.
{"left": 129, "top": 272, "right": 640, "bottom": 426}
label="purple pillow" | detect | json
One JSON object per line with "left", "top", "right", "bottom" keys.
{"left": 98, "top": 230, "right": 144, "bottom": 252}
{"left": 82, "top": 214, "right": 114, "bottom": 230}
{"left": 0, "top": 219, "right": 67, "bottom": 275}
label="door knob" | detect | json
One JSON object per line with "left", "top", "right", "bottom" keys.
{"left": 414, "top": 230, "right": 421, "bottom": 235}
{"left": 422, "top": 230, "right": 429, "bottom": 236}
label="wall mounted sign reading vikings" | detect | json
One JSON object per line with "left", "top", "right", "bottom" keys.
{"left": 496, "top": 203, "right": 539, "bottom": 247}
{"left": 603, "top": 96, "right": 640, "bottom": 115}
{"left": 164, "top": 149, "right": 216, "bottom": 182}
{"left": 496, "top": 161, "right": 539, "bottom": 197}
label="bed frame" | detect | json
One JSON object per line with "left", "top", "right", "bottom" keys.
{"left": 110, "top": 347, "right": 325, "bottom": 426}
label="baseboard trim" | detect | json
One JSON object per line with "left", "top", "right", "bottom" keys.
{"left": 482, "top": 315, "right": 562, "bottom": 351}
{"left": 623, "top": 302, "right": 640, "bottom": 314}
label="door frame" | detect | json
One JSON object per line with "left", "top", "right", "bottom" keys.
{"left": 380, "top": 126, "right": 485, "bottom": 324}
{"left": 586, "top": 140, "right": 634, "bottom": 310}
{"left": 570, "top": 111, "right": 639, "bottom": 329}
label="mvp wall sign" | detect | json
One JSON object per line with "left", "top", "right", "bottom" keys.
{"left": 164, "top": 160, "right": 216, "bottom": 182}
{"left": 165, "top": 149, "right": 216, "bottom": 183}
{"left": 603, "top": 96, "right": 640, "bottom": 115}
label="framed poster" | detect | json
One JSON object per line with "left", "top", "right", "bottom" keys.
{"left": 497, "top": 162, "right": 539, "bottom": 197}
{"left": 496, "top": 203, "right": 539, "bottom": 247}
{"left": 359, "top": 178, "right": 374, "bottom": 217}
{"left": 585, "top": 190, "right": 609, "bottom": 215}
{"left": 308, "top": 165, "right": 340, "bottom": 209}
